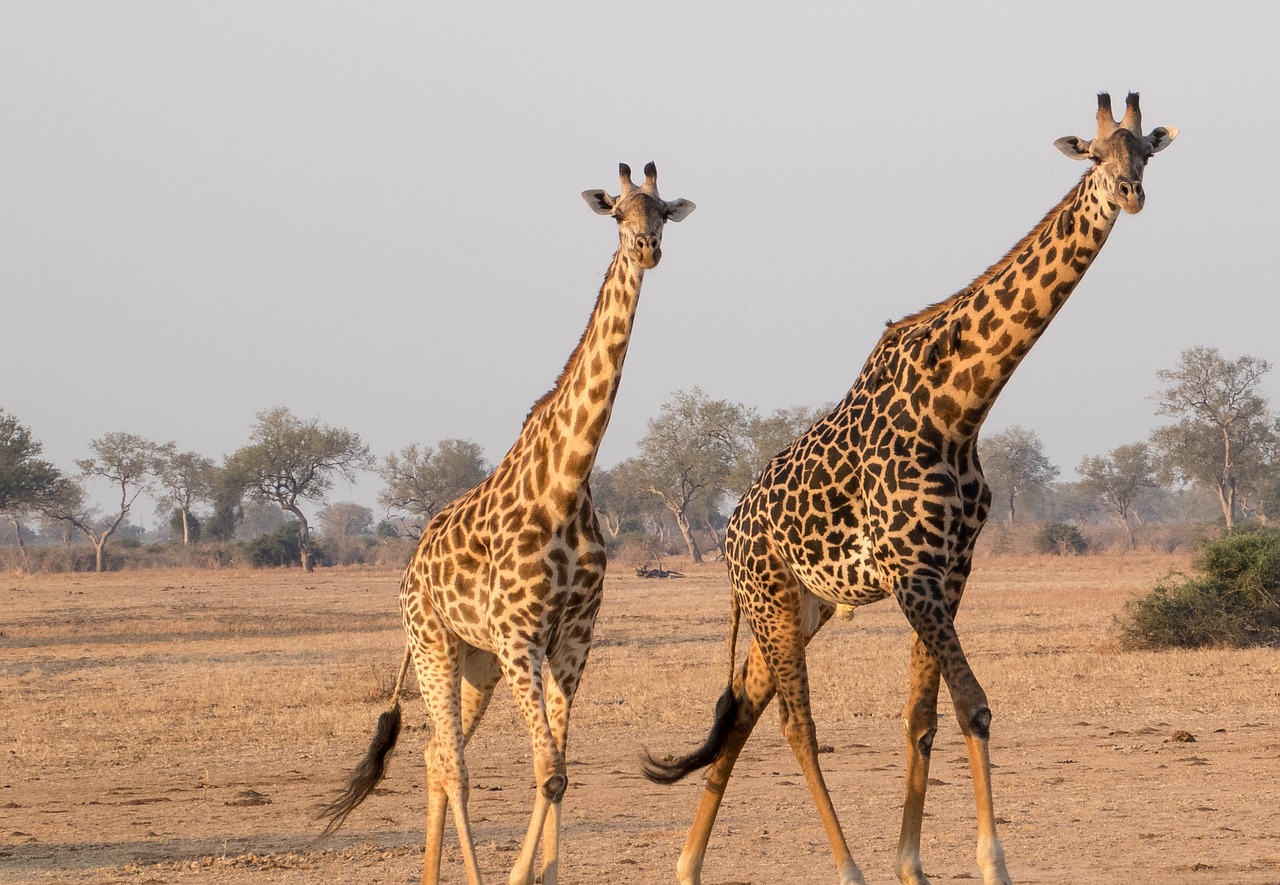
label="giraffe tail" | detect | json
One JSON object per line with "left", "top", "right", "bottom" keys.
{"left": 639, "top": 588, "right": 742, "bottom": 785}
{"left": 317, "top": 643, "right": 413, "bottom": 836}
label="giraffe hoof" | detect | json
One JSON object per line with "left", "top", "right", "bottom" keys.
{"left": 541, "top": 773, "right": 567, "bottom": 802}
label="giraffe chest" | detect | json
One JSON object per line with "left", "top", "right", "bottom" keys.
{"left": 403, "top": 494, "right": 606, "bottom": 653}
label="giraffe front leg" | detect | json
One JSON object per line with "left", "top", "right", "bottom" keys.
{"left": 497, "top": 640, "right": 564, "bottom": 885}
{"left": 895, "top": 577, "right": 1011, "bottom": 885}
{"left": 532, "top": 642, "right": 588, "bottom": 885}
{"left": 896, "top": 634, "right": 940, "bottom": 885}
{"left": 962, "top": 706, "right": 1010, "bottom": 885}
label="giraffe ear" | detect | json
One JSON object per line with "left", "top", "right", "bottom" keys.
{"left": 1147, "top": 126, "right": 1178, "bottom": 153}
{"left": 1053, "top": 136, "right": 1093, "bottom": 161}
{"left": 664, "top": 198, "right": 696, "bottom": 222}
{"left": 582, "top": 190, "right": 617, "bottom": 215}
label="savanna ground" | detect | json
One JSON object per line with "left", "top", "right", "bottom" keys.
{"left": 2, "top": 554, "right": 1279, "bottom": 884}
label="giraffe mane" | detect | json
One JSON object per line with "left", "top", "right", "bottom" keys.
{"left": 883, "top": 175, "right": 1088, "bottom": 336}
{"left": 520, "top": 254, "right": 622, "bottom": 428}
{"left": 522, "top": 323, "right": 591, "bottom": 427}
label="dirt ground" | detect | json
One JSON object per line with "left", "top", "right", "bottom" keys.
{"left": 2, "top": 554, "right": 1279, "bottom": 884}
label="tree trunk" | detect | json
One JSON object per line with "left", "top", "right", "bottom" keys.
{"left": 704, "top": 515, "right": 723, "bottom": 557}
{"left": 1007, "top": 491, "right": 1017, "bottom": 526}
{"left": 288, "top": 506, "right": 313, "bottom": 571}
{"left": 94, "top": 538, "right": 106, "bottom": 572}
{"left": 181, "top": 508, "right": 191, "bottom": 545}
{"left": 672, "top": 508, "right": 702, "bottom": 563}
{"left": 9, "top": 517, "right": 29, "bottom": 571}
{"left": 601, "top": 512, "right": 621, "bottom": 539}
{"left": 1218, "top": 478, "right": 1235, "bottom": 532}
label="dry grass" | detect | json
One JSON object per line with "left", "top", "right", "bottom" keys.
{"left": 2, "top": 555, "right": 1279, "bottom": 883}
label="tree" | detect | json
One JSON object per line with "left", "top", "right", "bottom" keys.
{"left": 225, "top": 407, "right": 373, "bottom": 571}
{"left": 377, "top": 439, "right": 489, "bottom": 535}
{"left": 202, "top": 464, "right": 247, "bottom": 542}
{"left": 47, "top": 433, "right": 166, "bottom": 571}
{"left": 1151, "top": 347, "right": 1278, "bottom": 531}
{"left": 0, "top": 408, "right": 64, "bottom": 569}
{"left": 591, "top": 459, "right": 656, "bottom": 539}
{"left": 979, "top": 425, "right": 1059, "bottom": 525}
{"left": 636, "top": 389, "right": 747, "bottom": 562}
{"left": 318, "top": 501, "right": 375, "bottom": 564}
{"left": 1077, "top": 442, "right": 1160, "bottom": 550}
{"left": 155, "top": 447, "right": 214, "bottom": 545}
{"left": 726, "top": 404, "right": 828, "bottom": 498}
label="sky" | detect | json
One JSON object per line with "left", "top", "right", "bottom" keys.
{"left": 3, "top": 4, "right": 1278, "bottom": 528}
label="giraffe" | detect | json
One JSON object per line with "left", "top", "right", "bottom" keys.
{"left": 321, "top": 162, "right": 694, "bottom": 885}
{"left": 642, "top": 93, "right": 1176, "bottom": 885}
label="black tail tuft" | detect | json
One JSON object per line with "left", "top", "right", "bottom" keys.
{"left": 317, "top": 702, "right": 402, "bottom": 836}
{"left": 641, "top": 685, "right": 738, "bottom": 785}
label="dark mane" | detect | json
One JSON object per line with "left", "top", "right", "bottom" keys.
{"left": 884, "top": 175, "right": 1088, "bottom": 334}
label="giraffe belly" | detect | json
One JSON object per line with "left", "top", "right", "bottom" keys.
{"left": 788, "top": 560, "right": 890, "bottom": 609}
{"left": 785, "top": 537, "right": 892, "bottom": 609}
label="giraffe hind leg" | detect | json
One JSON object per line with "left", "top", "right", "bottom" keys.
{"left": 422, "top": 646, "right": 503, "bottom": 885}
{"left": 671, "top": 637, "right": 776, "bottom": 885}
{"left": 896, "top": 633, "right": 941, "bottom": 885}
{"left": 766, "top": 589, "right": 865, "bottom": 885}
{"left": 410, "top": 629, "right": 485, "bottom": 885}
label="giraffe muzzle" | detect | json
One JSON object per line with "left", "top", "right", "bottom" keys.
{"left": 1116, "top": 178, "right": 1145, "bottom": 214}
{"left": 634, "top": 235, "right": 665, "bottom": 266}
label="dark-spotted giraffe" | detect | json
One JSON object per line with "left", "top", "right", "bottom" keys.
{"left": 643, "top": 94, "right": 1176, "bottom": 885}
{"left": 322, "top": 163, "right": 694, "bottom": 885}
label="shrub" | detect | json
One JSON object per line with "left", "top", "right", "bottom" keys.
{"left": 241, "top": 524, "right": 325, "bottom": 568}
{"left": 1120, "top": 527, "right": 1280, "bottom": 649}
{"left": 1034, "top": 522, "right": 1088, "bottom": 555}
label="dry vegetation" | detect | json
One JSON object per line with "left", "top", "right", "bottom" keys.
{"left": 2, "top": 555, "right": 1279, "bottom": 884}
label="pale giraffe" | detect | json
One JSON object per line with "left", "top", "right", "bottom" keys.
{"left": 322, "top": 162, "right": 694, "bottom": 885}
{"left": 642, "top": 94, "right": 1176, "bottom": 885}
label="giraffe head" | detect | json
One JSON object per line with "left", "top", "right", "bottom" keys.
{"left": 582, "top": 162, "right": 696, "bottom": 269}
{"left": 1053, "top": 92, "right": 1177, "bottom": 214}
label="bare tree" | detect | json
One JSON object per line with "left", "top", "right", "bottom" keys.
{"left": 318, "top": 501, "right": 375, "bottom": 564}
{"left": 377, "top": 439, "right": 489, "bottom": 536}
{"left": 225, "top": 407, "right": 372, "bottom": 571}
{"left": 155, "top": 447, "right": 215, "bottom": 545}
{"left": 979, "top": 425, "right": 1059, "bottom": 525}
{"left": 636, "top": 389, "right": 747, "bottom": 562}
{"left": 592, "top": 458, "right": 665, "bottom": 540}
{"left": 1152, "top": 347, "right": 1277, "bottom": 531}
{"left": 44, "top": 433, "right": 166, "bottom": 571}
{"left": 726, "top": 403, "right": 828, "bottom": 498}
{"left": 1077, "top": 442, "right": 1160, "bottom": 550}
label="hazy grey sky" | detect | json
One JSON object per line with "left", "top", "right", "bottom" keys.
{"left": 3, "top": 4, "right": 1277, "bottom": 525}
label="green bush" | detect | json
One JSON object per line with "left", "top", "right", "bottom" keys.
{"left": 1120, "top": 527, "right": 1280, "bottom": 649}
{"left": 1034, "top": 522, "right": 1088, "bottom": 555}
{"left": 242, "top": 524, "right": 325, "bottom": 568}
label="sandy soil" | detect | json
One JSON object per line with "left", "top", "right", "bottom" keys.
{"left": 2, "top": 554, "right": 1279, "bottom": 884}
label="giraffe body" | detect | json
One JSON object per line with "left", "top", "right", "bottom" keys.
{"left": 324, "top": 163, "right": 693, "bottom": 885}
{"left": 644, "top": 94, "right": 1175, "bottom": 885}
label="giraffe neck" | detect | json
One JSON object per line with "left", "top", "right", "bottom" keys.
{"left": 511, "top": 247, "right": 643, "bottom": 497}
{"left": 879, "top": 167, "right": 1121, "bottom": 441}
